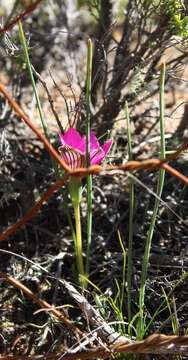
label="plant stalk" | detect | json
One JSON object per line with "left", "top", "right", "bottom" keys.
{"left": 85, "top": 38, "right": 93, "bottom": 277}
{"left": 125, "top": 101, "right": 134, "bottom": 326}
{"left": 138, "top": 63, "right": 166, "bottom": 339}
{"left": 74, "top": 202, "right": 85, "bottom": 284}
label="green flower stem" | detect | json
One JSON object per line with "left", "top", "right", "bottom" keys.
{"left": 125, "top": 101, "right": 134, "bottom": 325}
{"left": 73, "top": 202, "right": 85, "bottom": 283}
{"left": 85, "top": 39, "right": 93, "bottom": 277}
{"left": 86, "top": 38, "right": 93, "bottom": 165}
{"left": 69, "top": 177, "right": 85, "bottom": 286}
{"left": 138, "top": 63, "right": 166, "bottom": 339}
{"left": 18, "top": 20, "right": 48, "bottom": 138}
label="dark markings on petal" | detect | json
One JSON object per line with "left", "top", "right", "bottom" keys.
{"left": 59, "top": 145, "right": 85, "bottom": 169}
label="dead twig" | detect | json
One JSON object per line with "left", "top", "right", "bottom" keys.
{"left": 63, "top": 280, "right": 131, "bottom": 346}
{"left": 0, "top": 333, "right": 188, "bottom": 359}
{"left": 32, "top": 67, "right": 64, "bottom": 133}
{"left": 68, "top": 161, "right": 188, "bottom": 187}
{"left": 0, "top": 176, "right": 67, "bottom": 242}
{"left": 0, "top": 272, "right": 84, "bottom": 339}
{"left": 0, "top": 0, "right": 43, "bottom": 34}
{"left": 0, "top": 83, "right": 70, "bottom": 172}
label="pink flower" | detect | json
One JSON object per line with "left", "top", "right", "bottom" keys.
{"left": 59, "top": 128, "right": 112, "bottom": 169}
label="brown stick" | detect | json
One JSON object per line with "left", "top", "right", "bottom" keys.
{"left": 0, "top": 0, "right": 44, "bottom": 34}
{"left": 0, "top": 333, "right": 188, "bottom": 359}
{"left": 0, "top": 272, "right": 84, "bottom": 338}
{"left": 68, "top": 161, "right": 188, "bottom": 187}
{"left": 0, "top": 177, "right": 67, "bottom": 242}
{"left": 0, "top": 84, "right": 70, "bottom": 172}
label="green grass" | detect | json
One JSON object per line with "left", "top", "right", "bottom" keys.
{"left": 137, "top": 63, "right": 166, "bottom": 339}
{"left": 85, "top": 38, "right": 93, "bottom": 279}
{"left": 162, "top": 288, "right": 179, "bottom": 335}
{"left": 125, "top": 101, "right": 135, "bottom": 327}
{"left": 18, "top": 20, "right": 49, "bottom": 139}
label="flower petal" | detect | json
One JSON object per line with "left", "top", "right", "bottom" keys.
{"left": 59, "top": 128, "right": 85, "bottom": 153}
{"left": 90, "top": 139, "right": 112, "bottom": 165}
{"left": 81, "top": 132, "right": 100, "bottom": 154}
{"left": 59, "top": 128, "right": 112, "bottom": 167}
{"left": 102, "top": 139, "right": 113, "bottom": 155}
{"left": 90, "top": 148, "right": 105, "bottom": 165}
{"left": 90, "top": 131, "right": 100, "bottom": 150}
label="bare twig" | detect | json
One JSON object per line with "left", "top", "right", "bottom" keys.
{"left": 49, "top": 70, "right": 71, "bottom": 128}
{"left": 63, "top": 280, "right": 131, "bottom": 346}
{"left": 0, "top": 0, "right": 43, "bottom": 34}
{"left": 0, "top": 83, "right": 70, "bottom": 172}
{"left": 0, "top": 272, "right": 84, "bottom": 338}
{"left": 0, "top": 176, "right": 67, "bottom": 242}
{"left": 0, "top": 333, "right": 188, "bottom": 359}
{"left": 32, "top": 66, "right": 64, "bottom": 133}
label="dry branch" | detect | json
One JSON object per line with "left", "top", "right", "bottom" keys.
{"left": 0, "top": 84, "right": 70, "bottom": 172}
{"left": 63, "top": 280, "right": 131, "bottom": 346}
{"left": 0, "top": 272, "right": 84, "bottom": 338}
{"left": 0, "top": 333, "right": 188, "bottom": 359}
{"left": 0, "top": 177, "right": 67, "bottom": 242}
{"left": 0, "top": 0, "right": 43, "bottom": 34}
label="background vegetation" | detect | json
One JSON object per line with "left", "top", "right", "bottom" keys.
{"left": 0, "top": 1, "right": 188, "bottom": 359}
